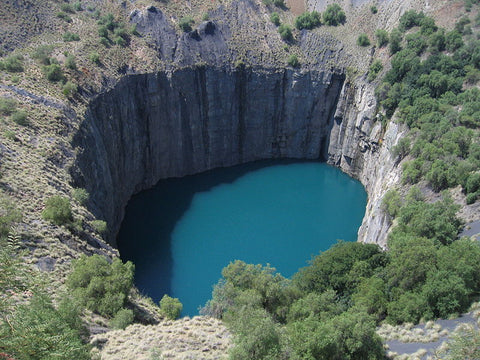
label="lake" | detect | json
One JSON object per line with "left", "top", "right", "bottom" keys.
{"left": 117, "top": 160, "right": 367, "bottom": 316}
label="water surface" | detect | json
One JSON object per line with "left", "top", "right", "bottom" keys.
{"left": 117, "top": 161, "right": 366, "bottom": 315}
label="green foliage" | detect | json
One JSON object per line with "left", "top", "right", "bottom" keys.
{"left": 270, "top": 12, "right": 280, "bottom": 26}
{"left": 56, "top": 11, "right": 72, "bottom": 22}
{"left": 11, "top": 110, "right": 28, "bottom": 126}
{"left": 31, "top": 45, "right": 54, "bottom": 65}
{"left": 389, "top": 29, "right": 403, "bottom": 54}
{"left": 89, "top": 51, "right": 100, "bottom": 64}
{"left": 0, "top": 97, "right": 17, "bottom": 116}
{"left": 73, "top": 1, "right": 83, "bottom": 11}
{"left": 295, "top": 11, "right": 321, "bottom": 30}
{"left": 399, "top": 10, "right": 425, "bottom": 32}
{"left": 381, "top": 189, "right": 402, "bottom": 219}
{"left": 322, "top": 3, "right": 346, "bottom": 26}
{"left": 110, "top": 308, "right": 134, "bottom": 329}
{"left": 273, "top": 0, "right": 285, "bottom": 7}
{"left": 287, "top": 54, "right": 299, "bottom": 67}
{"left": 0, "top": 54, "right": 24, "bottom": 72}
{"left": 43, "top": 63, "right": 64, "bottom": 82}
{"left": 61, "top": 3, "right": 75, "bottom": 13}
{"left": 0, "top": 195, "right": 22, "bottom": 237}
{"left": 370, "top": 5, "right": 378, "bottom": 14}
{"left": 91, "top": 219, "right": 108, "bottom": 235}
{"left": 357, "top": 33, "right": 371, "bottom": 47}
{"left": 72, "top": 187, "right": 89, "bottom": 205}
{"left": 445, "top": 30, "right": 464, "bottom": 52}
{"left": 391, "top": 137, "right": 410, "bottom": 160}
{"left": 179, "top": 16, "right": 195, "bottom": 32}
{"left": 63, "top": 31, "right": 80, "bottom": 42}
{"left": 278, "top": 24, "right": 292, "bottom": 41}
{"left": 62, "top": 81, "right": 78, "bottom": 97}
{"left": 375, "top": 29, "right": 389, "bottom": 47}
{"left": 98, "top": 25, "right": 109, "bottom": 38}
{"left": 367, "top": 59, "right": 383, "bottom": 81}
{"left": 98, "top": 13, "right": 117, "bottom": 31}
{"left": 42, "top": 196, "right": 73, "bottom": 225}
{"left": 442, "top": 324, "right": 480, "bottom": 360}
{"left": 0, "top": 294, "right": 90, "bottom": 360}
{"left": 66, "top": 254, "right": 134, "bottom": 317}
{"left": 65, "top": 54, "right": 77, "bottom": 70}
{"left": 159, "top": 294, "right": 182, "bottom": 320}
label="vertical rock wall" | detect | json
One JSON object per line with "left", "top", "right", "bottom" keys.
{"left": 72, "top": 67, "right": 345, "bottom": 244}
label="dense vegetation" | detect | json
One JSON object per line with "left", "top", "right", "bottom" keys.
{"left": 376, "top": 10, "right": 480, "bottom": 203}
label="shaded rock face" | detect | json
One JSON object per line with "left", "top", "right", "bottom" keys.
{"left": 72, "top": 67, "right": 346, "bottom": 244}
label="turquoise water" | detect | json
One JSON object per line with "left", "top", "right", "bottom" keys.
{"left": 117, "top": 161, "right": 367, "bottom": 316}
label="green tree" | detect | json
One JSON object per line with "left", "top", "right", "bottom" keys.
{"left": 270, "top": 12, "right": 280, "bottom": 26}
{"left": 295, "top": 11, "right": 321, "bottom": 30}
{"left": 179, "top": 16, "right": 194, "bottom": 32}
{"left": 375, "top": 29, "right": 389, "bottom": 47}
{"left": 323, "top": 3, "right": 346, "bottom": 26}
{"left": 278, "top": 24, "right": 292, "bottom": 41}
{"left": 42, "top": 196, "right": 73, "bottom": 225}
{"left": 389, "top": 29, "right": 403, "bottom": 54}
{"left": 66, "top": 254, "right": 134, "bottom": 317}
{"left": 159, "top": 294, "right": 183, "bottom": 320}
{"left": 287, "top": 54, "right": 300, "bottom": 67}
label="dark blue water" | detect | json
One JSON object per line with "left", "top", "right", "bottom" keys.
{"left": 117, "top": 160, "right": 366, "bottom": 316}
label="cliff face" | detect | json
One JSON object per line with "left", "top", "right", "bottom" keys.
{"left": 72, "top": 67, "right": 346, "bottom": 244}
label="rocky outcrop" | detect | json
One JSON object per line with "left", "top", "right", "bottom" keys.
{"left": 72, "top": 67, "right": 346, "bottom": 244}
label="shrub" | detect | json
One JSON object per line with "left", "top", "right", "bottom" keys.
{"left": 278, "top": 24, "right": 292, "bottom": 41}
{"left": 98, "top": 13, "right": 117, "bottom": 30}
{"left": 370, "top": 5, "right": 378, "bottom": 14}
{"left": 91, "top": 220, "right": 108, "bottom": 235}
{"left": 89, "top": 51, "right": 100, "bottom": 64}
{"left": 367, "top": 59, "right": 383, "bottom": 81}
{"left": 43, "top": 64, "right": 64, "bottom": 82}
{"left": 287, "top": 54, "right": 300, "bottom": 67}
{"left": 110, "top": 308, "right": 134, "bottom": 329}
{"left": 56, "top": 11, "right": 72, "bottom": 22}
{"left": 63, "top": 32, "right": 80, "bottom": 42}
{"left": 270, "top": 12, "right": 280, "bottom": 26}
{"left": 0, "top": 98, "right": 17, "bottom": 116}
{"left": 0, "top": 195, "right": 22, "bottom": 237}
{"left": 357, "top": 33, "right": 371, "bottom": 47}
{"left": 42, "top": 196, "right": 73, "bottom": 225}
{"left": 72, "top": 188, "right": 89, "bottom": 204}
{"left": 179, "top": 16, "right": 194, "bottom": 32}
{"left": 399, "top": 10, "right": 425, "bottom": 32}
{"left": 389, "top": 29, "right": 402, "bottom": 54}
{"left": 295, "top": 11, "right": 321, "bottom": 30}
{"left": 62, "top": 81, "right": 78, "bottom": 97}
{"left": 323, "top": 3, "right": 346, "bottom": 26}
{"left": 114, "top": 36, "right": 127, "bottom": 47}
{"left": 381, "top": 189, "right": 402, "bottom": 218}
{"left": 160, "top": 294, "right": 182, "bottom": 320}
{"left": 66, "top": 254, "right": 134, "bottom": 317}
{"left": 11, "top": 110, "right": 28, "bottom": 126}
{"left": 273, "top": 0, "right": 285, "bottom": 6}
{"left": 0, "top": 54, "right": 24, "bottom": 72}
{"left": 98, "top": 25, "right": 109, "bottom": 38}
{"left": 32, "top": 45, "right": 54, "bottom": 65}
{"left": 61, "top": 3, "right": 75, "bottom": 13}
{"left": 73, "top": 1, "right": 82, "bottom": 11}
{"left": 65, "top": 54, "right": 77, "bottom": 70}
{"left": 375, "top": 29, "right": 389, "bottom": 47}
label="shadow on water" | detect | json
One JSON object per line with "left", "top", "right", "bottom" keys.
{"left": 116, "top": 159, "right": 308, "bottom": 302}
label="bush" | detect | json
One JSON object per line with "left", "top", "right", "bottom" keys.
{"left": 367, "top": 59, "right": 383, "bottom": 81}
{"left": 179, "top": 16, "right": 194, "bottom": 32}
{"left": 65, "top": 55, "right": 77, "bottom": 70}
{"left": 42, "top": 196, "right": 73, "bottom": 225}
{"left": 278, "top": 24, "right": 292, "bottom": 41}
{"left": 287, "top": 54, "right": 300, "bottom": 67}
{"left": 0, "top": 194, "right": 22, "bottom": 237}
{"left": 375, "top": 29, "right": 389, "bottom": 47}
{"left": 72, "top": 188, "right": 89, "bottom": 204}
{"left": 11, "top": 110, "right": 28, "bottom": 126}
{"left": 381, "top": 189, "right": 402, "bottom": 218}
{"left": 56, "top": 11, "right": 72, "bottom": 22}
{"left": 66, "top": 254, "right": 134, "bottom": 317}
{"left": 43, "top": 64, "right": 64, "bottom": 82}
{"left": 295, "top": 11, "right": 321, "bottom": 30}
{"left": 61, "top": 3, "right": 75, "bottom": 13}
{"left": 273, "top": 0, "right": 285, "bottom": 7}
{"left": 63, "top": 32, "right": 80, "bottom": 42}
{"left": 62, "top": 81, "right": 78, "bottom": 97}
{"left": 89, "top": 51, "right": 100, "bottom": 64}
{"left": 91, "top": 220, "right": 108, "bottom": 235}
{"left": 270, "top": 12, "right": 280, "bottom": 26}
{"left": 370, "top": 5, "right": 378, "bottom": 14}
{"left": 323, "top": 3, "right": 346, "bottom": 26}
{"left": 389, "top": 29, "right": 402, "bottom": 54}
{"left": 32, "top": 45, "right": 54, "bottom": 65}
{"left": 399, "top": 10, "right": 425, "bottom": 32}
{"left": 160, "top": 294, "right": 182, "bottom": 320}
{"left": 357, "top": 33, "right": 371, "bottom": 47}
{"left": 110, "top": 308, "right": 134, "bottom": 329}
{"left": 0, "top": 54, "right": 24, "bottom": 72}
{"left": 98, "top": 25, "right": 109, "bottom": 38}
{"left": 0, "top": 98, "right": 17, "bottom": 116}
